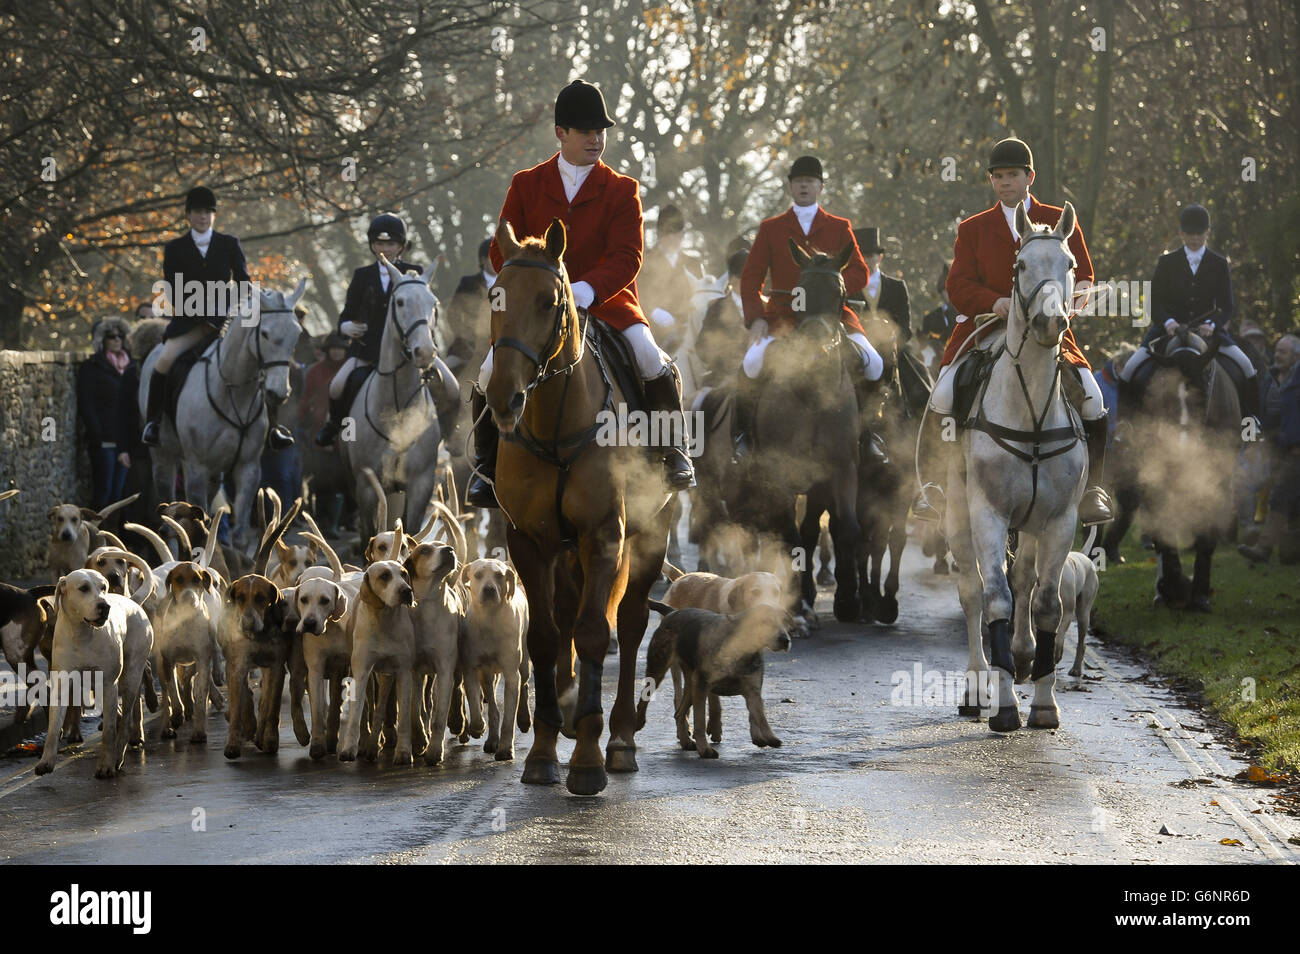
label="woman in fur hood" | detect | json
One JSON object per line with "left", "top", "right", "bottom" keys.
{"left": 78, "top": 315, "right": 136, "bottom": 508}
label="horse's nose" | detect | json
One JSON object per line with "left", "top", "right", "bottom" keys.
{"left": 412, "top": 345, "right": 434, "bottom": 367}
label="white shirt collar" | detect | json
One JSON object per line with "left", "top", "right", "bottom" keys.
{"left": 482, "top": 268, "right": 496, "bottom": 287}
{"left": 190, "top": 227, "right": 213, "bottom": 246}
{"left": 792, "top": 203, "right": 820, "bottom": 235}
{"left": 1184, "top": 245, "right": 1205, "bottom": 266}
{"left": 867, "top": 268, "right": 881, "bottom": 296}
{"left": 556, "top": 153, "right": 595, "bottom": 202}
{"left": 1000, "top": 193, "right": 1032, "bottom": 240}
{"left": 379, "top": 265, "right": 390, "bottom": 291}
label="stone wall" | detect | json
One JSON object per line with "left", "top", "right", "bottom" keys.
{"left": 0, "top": 350, "right": 93, "bottom": 580}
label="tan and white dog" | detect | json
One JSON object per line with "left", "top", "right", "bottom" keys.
{"left": 459, "top": 558, "right": 530, "bottom": 761}
{"left": 35, "top": 554, "right": 156, "bottom": 778}
{"left": 292, "top": 532, "right": 361, "bottom": 760}
{"left": 46, "top": 493, "right": 139, "bottom": 583}
{"left": 1060, "top": 551, "right": 1099, "bottom": 678}
{"left": 338, "top": 547, "right": 418, "bottom": 765}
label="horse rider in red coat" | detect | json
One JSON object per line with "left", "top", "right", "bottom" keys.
{"left": 732, "top": 155, "right": 886, "bottom": 458}
{"left": 917, "top": 138, "right": 1114, "bottom": 526}
{"left": 465, "top": 79, "right": 696, "bottom": 508}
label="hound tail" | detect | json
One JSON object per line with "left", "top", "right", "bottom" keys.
{"left": 661, "top": 561, "right": 685, "bottom": 582}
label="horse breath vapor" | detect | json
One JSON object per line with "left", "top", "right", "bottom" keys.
{"left": 49, "top": 884, "right": 151, "bottom": 934}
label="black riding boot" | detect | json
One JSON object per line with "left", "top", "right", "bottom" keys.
{"left": 1079, "top": 417, "right": 1115, "bottom": 526}
{"left": 266, "top": 403, "right": 294, "bottom": 450}
{"left": 853, "top": 374, "right": 888, "bottom": 464}
{"left": 732, "top": 372, "right": 759, "bottom": 461}
{"left": 644, "top": 365, "right": 696, "bottom": 490}
{"left": 141, "top": 369, "right": 168, "bottom": 447}
{"left": 315, "top": 394, "right": 349, "bottom": 447}
{"left": 1239, "top": 375, "right": 1261, "bottom": 423}
{"left": 465, "top": 387, "right": 500, "bottom": 509}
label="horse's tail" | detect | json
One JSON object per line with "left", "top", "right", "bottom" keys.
{"left": 661, "top": 561, "right": 685, "bottom": 582}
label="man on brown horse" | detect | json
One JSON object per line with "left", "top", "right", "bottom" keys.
{"left": 466, "top": 79, "right": 695, "bottom": 507}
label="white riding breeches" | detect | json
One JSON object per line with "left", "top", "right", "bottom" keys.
{"left": 1119, "top": 341, "right": 1257, "bottom": 383}
{"left": 929, "top": 353, "right": 1107, "bottom": 422}
{"left": 478, "top": 320, "right": 671, "bottom": 390}
{"left": 742, "top": 330, "right": 885, "bottom": 381}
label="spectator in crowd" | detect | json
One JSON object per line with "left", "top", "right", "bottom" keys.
{"left": 920, "top": 261, "right": 958, "bottom": 374}
{"left": 1240, "top": 333, "right": 1300, "bottom": 563}
{"left": 1239, "top": 321, "right": 1271, "bottom": 373}
{"left": 77, "top": 317, "right": 135, "bottom": 509}
{"left": 300, "top": 331, "right": 349, "bottom": 442}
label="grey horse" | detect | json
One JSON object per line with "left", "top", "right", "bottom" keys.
{"left": 338, "top": 256, "right": 440, "bottom": 546}
{"left": 141, "top": 279, "right": 307, "bottom": 551}
{"left": 944, "top": 202, "right": 1085, "bottom": 733}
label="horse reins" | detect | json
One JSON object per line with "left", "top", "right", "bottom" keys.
{"left": 478, "top": 255, "right": 611, "bottom": 545}
{"left": 202, "top": 304, "right": 297, "bottom": 474}
{"left": 967, "top": 231, "right": 1083, "bottom": 531}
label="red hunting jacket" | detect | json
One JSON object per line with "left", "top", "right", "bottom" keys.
{"left": 489, "top": 154, "right": 647, "bottom": 331}
{"left": 740, "top": 207, "right": 868, "bottom": 336}
{"left": 943, "top": 197, "right": 1094, "bottom": 368}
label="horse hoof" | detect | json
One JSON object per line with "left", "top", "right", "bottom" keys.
{"left": 816, "top": 569, "right": 834, "bottom": 587}
{"left": 1189, "top": 596, "right": 1211, "bottom": 613}
{"left": 989, "top": 707, "right": 1022, "bottom": 733}
{"left": 190, "top": 731, "right": 206, "bottom": 744}
{"left": 224, "top": 745, "right": 241, "bottom": 760}
{"left": 933, "top": 560, "right": 949, "bottom": 575}
{"left": 1028, "top": 706, "right": 1059, "bottom": 729}
{"left": 161, "top": 727, "right": 176, "bottom": 740}
{"left": 566, "top": 764, "right": 608, "bottom": 796}
{"left": 957, "top": 704, "right": 982, "bottom": 718}
{"left": 521, "top": 758, "right": 561, "bottom": 785}
{"left": 310, "top": 742, "right": 327, "bottom": 760}
{"left": 606, "top": 746, "right": 638, "bottom": 773}
{"left": 876, "top": 596, "right": 899, "bottom": 624}
{"left": 495, "top": 747, "right": 515, "bottom": 762}
{"left": 1014, "top": 660, "right": 1034, "bottom": 685}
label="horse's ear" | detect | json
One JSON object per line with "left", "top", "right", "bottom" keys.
{"left": 1015, "top": 201, "right": 1031, "bottom": 241}
{"left": 544, "top": 218, "right": 567, "bottom": 261}
{"left": 421, "top": 259, "right": 438, "bottom": 284}
{"left": 789, "top": 239, "right": 811, "bottom": 270}
{"left": 287, "top": 278, "right": 308, "bottom": 309}
{"left": 1054, "top": 201, "right": 1076, "bottom": 241}
{"left": 834, "top": 242, "right": 854, "bottom": 272}
{"left": 378, "top": 253, "right": 403, "bottom": 288}
{"left": 497, "top": 219, "right": 522, "bottom": 260}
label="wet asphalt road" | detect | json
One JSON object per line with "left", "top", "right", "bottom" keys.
{"left": 2, "top": 540, "right": 1297, "bottom": 865}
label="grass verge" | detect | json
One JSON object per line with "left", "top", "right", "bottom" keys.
{"left": 1091, "top": 531, "right": 1300, "bottom": 774}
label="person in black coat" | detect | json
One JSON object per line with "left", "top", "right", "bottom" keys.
{"left": 78, "top": 316, "right": 135, "bottom": 509}
{"left": 1120, "top": 204, "right": 1259, "bottom": 419}
{"left": 443, "top": 237, "right": 495, "bottom": 378}
{"left": 315, "top": 213, "right": 461, "bottom": 446}
{"left": 140, "top": 186, "right": 294, "bottom": 448}
{"left": 853, "top": 227, "right": 911, "bottom": 341}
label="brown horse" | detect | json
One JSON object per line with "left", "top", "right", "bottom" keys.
{"left": 486, "top": 218, "right": 674, "bottom": 796}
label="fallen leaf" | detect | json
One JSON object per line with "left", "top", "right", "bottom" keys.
{"left": 1220, "top": 838, "right": 1244, "bottom": 846}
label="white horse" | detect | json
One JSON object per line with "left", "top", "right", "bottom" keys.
{"left": 338, "top": 255, "right": 440, "bottom": 546}
{"left": 945, "top": 202, "right": 1086, "bottom": 733}
{"left": 141, "top": 279, "right": 307, "bottom": 551}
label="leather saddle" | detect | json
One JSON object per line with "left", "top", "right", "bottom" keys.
{"left": 163, "top": 342, "right": 208, "bottom": 423}
{"left": 585, "top": 316, "right": 647, "bottom": 415}
{"left": 952, "top": 345, "right": 1001, "bottom": 428}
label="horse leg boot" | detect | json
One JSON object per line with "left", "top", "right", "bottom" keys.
{"left": 987, "top": 618, "right": 1021, "bottom": 732}
{"left": 465, "top": 387, "right": 500, "bottom": 508}
{"left": 851, "top": 362, "right": 888, "bottom": 464}
{"left": 643, "top": 365, "right": 696, "bottom": 490}
{"left": 141, "top": 369, "right": 168, "bottom": 447}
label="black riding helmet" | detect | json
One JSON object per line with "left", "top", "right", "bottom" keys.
{"left": 368, "top": 212, "right": 407, "bottom": 248}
